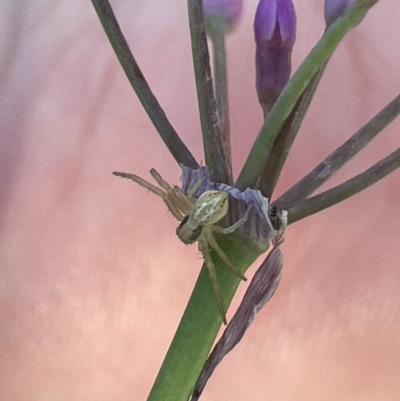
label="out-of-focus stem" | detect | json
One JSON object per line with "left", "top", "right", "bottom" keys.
{"left": 274, "top": 93, "right": 400, "bottom": 210}
{"left": 287, "top": 147, "right": 400, "bottom": 224}
{"left": 187, "top": 0, "right": 230, "bottom": 183}
{"left": 91, "top": 0, "right": 198, "bottom": 169}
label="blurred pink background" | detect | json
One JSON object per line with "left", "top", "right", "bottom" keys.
{"left": 1, "top": 0, "right": 400, "bottom": 400}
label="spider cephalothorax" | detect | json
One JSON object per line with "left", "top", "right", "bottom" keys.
{"left": 113, "top": 167, "right": 286, "bottom": 324}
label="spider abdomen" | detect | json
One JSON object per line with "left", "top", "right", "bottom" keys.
{"left": 176, "top": 190, "right": 229, "bottom": 244}
{"left": 190, "top": 190, "right": 229, "bottom": 226}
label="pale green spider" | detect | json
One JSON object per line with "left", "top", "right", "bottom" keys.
{"left": 113, "top": 168, "right": 252, "bottom": 324}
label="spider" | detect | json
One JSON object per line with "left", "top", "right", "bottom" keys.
{"left": 113, "top": 168, "right": 252, "bottom": 324}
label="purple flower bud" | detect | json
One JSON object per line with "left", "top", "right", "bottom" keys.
{"left": 324, "top": 0, "right": 357, "bottom": 26}
{"left": 254, "top": 0, "right": 296, "bottom": 115}
{"left": 203, "top": 0, "right": 243, "bottom": 34}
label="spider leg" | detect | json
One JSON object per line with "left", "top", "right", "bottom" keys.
{"left": 113, "top": 172, "right": 165, "bottom": 197}
{"left": 149, "top": 169, "right": 174, "bottom": 192}
{"left": 164, "top": 200, "right": 186, "bottom": 221}
{"left": 200, "top": 240, "right": 228, "bottom": 324}
{"left": 212, "top": 203, "right": 252, "bottom": 235}
{"left": 204, "top": 229, "right": 247, "bottom": 281}
{"left": 186, "top": 174, "right": 207, "bottom": 198}
{"left": 113, "top": 170, "right": 185, "bottom": 221}
{"left": 173, "top": 186, "right": 196, "bottom": 215}
{"left": 150, "top": 169, "right": 192, "bottom": 207}
{"left": 150, "top": 168, "right": 195, "bottom": 220}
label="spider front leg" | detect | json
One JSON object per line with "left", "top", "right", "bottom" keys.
{"left": 113, "top": 170, "right": 188, "bottom": 221}
{"left": 113, "top": 171, "right": 165, "bottom": 198}
{"left": 149, "top": 169, "right": 192, "bottom": 216}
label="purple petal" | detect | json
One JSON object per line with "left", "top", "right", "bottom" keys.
{"left": 277, "top": 0, "right": 296, "bottom": 45}
{"left": 254, "top": 0, "right": 277, "bottom": 41}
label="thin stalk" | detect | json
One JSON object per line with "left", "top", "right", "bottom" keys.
{"left": 91, "top": 0, "right": 198, "bottom": 169}
{"left": 236, "top": 0, "right": 379, "bottom": 191}
{"left": 287, "top": 147, "right": 400, "bottom": 224}
{"left": 274, "top": 93, "right": 400, "bottom": 210}
{"left": 187, "top": 0, "right": 229, "bottom": 183}
{"left": 211, "top": 31, "right": 233, "bottom": 184}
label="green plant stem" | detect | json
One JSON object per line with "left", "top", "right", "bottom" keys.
{"left": 211, "top": 30, "right": 232, "bottom": 184}
{"left": 257, "top": 62, "right": 328, "bottom": 198}
{"left": 187, "top": 0, "right": 229, "bottom": 183}
{"left": 274, "top": 93, "right": 400, "bottom": 210}
{"left": 91, "top": 0, "right": 198, "bottom": 169}
{"left": 236, "top": 0, "right": 379, "bottom": 191}
{"left": 287, "top": 147, "right": 400, "bottom": 224}
{"left": 146, "top": 235, "right": 259, "bottom": 401}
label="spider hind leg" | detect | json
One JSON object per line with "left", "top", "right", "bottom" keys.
{"left": 200, "top": 242, "right": 228, "bottom": 324}
{"left": 205, "top": 231, "right": 246, "bottom": 281}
